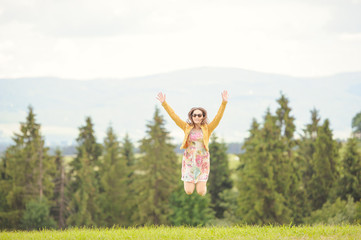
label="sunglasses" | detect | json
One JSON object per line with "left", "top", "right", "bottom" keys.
{"left": 192, "top": 114, "right": 204, "bottom": 118}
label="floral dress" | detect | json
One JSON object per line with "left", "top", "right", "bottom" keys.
{"left": 181, "top": 128, "right": 210, "bottom": 183}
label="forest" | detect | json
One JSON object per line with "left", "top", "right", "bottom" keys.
{"left": 1, "top": 93, "right": 361, "bottom": 230}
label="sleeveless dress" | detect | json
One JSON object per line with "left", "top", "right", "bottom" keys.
{"left": 181, "top": 128, "right": 210, "bottom": 183}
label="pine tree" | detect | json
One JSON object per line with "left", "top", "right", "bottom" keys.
{"left": 275, "top": 93, "right": 307, "bottom": 224}
{"left": 98, "top": 126, "right": 129, "bottom": 227}
{"left": 67, "top": 117, "right": 102, "bottom": 226}
{"left": 0, "top": 149, "right": 16, "bottom": 229}
{"left": 238, "top": 93, "right": 304, "bottom": 224}
{"left": 67, "top": 146, "right": 98, "bottom": 226}
{"left": 276, "top": 93, "right": 296, "bottom": 145}
{"left": 218, "top": 188, "right": 239, "bottom": 225}
{"left": 131, "top": 107, "right": 178, "bottom": 225}
{"left": 294, "top": 109, "right": 322, "bottom": 220}
{"left": 337, "top": 137, "right": 361, "bottom": 202}
{"left": 273, "top": 94, "right": 293, "bottom": 198}
{"left": 121, "top": 133, "right": 136, "bottom": 167}
{"left": 352, "top": 111, "right": 361, "bottom": 139}
{"left": 236, "top": 119, "right": 259, "bottom": 223}
{"left": 120, "top": 133, "right": 137, "bottom": 226}
{"left": 309, "top": 119, "right": 339, "bottom": 210}
{"left": 50, "top": 149, "right": 67, "bottom": 229}
{"left": 297, "top": 109, "right": 321, "bottom": 198}
{"left": 238, "top": 110, "right": 291, "bottom": 224}
{"left": 0, "top": 106, "right": 55, "bottom": 228}
{"left": 208, "top": 134, "right": 233, "bottom": 219}
{"left": 71, "top": 117, "right": 102, "bottom": 178}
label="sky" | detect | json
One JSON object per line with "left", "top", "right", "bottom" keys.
{"left": 1, "top": 0, "right": 361, "bottom": 80}
{"left": 1, "top": 0, "right": 361, "bottom": 147}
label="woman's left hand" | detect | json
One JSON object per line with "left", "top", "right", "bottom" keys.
{"left": 221, "top": 90, "right": 229, "bottom": 102}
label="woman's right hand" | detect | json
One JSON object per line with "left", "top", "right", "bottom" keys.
{"left": 156, "top": 92, "right": 166, "bottom": 103}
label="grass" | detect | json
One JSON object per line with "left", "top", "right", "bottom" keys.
{"left": 1, "top": 225, "right": 361, "bottom": 240}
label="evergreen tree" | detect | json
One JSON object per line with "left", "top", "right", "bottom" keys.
{"left": 309, "top": 119, "right": 339, "bottom": 210}
{"left": 337, "top": 137, "right": 361, "bottom": 202}
{"left": 67, "top": 146, "right": 98, "bottom": 226}
{"left": 275, "top": 93, "right": 296, "bottom": 145}
{"left": 0, "top": 106, "right": 55, "bottom": 228}
{"left": 131, "top": 107, "right": 178, "bottom": 225}
{"left": 273, "top": 94, "right": 294, "bottom": 198}
{"left": 236, "top": 119, "right": 259, "bottom": 223}
{"left": 238, "top": 111, "right": 291, "bottom": 224}
{"left": 352, "top": 111, "right": 361, "bottom": 139}
{"left": 208, "top": 134, "right": 233, "bottom": 219}
{"left": 238, "top": 94, "right": 304, "bottom": 224}
{"left": 98, "top": 126, "right": 129, "bottom": 227}
{"left": 67, "top": 117, "right": 102, "bottom": 226}
{"left": 120, "top": 133, "right": 137, "bottom": 226}
{"left": 0, "top": 151, "right": 16, "bottom": 229}
{"left": 71, "top": 117, "right": 102, "bottom": 179}
{"left": 218, "top": 188, "right": 239, "bottom": 225}
{"left": 0, "top": 151, "right": 7, "bottom": 181}
{"left": 169, "top": 181, "right": 214, "bottom": 226}
{"left": 275, "top": 94, "right": 307, "bottom": 224}
{"left": 121, "top": 133, "right": 136, "bottom": 167}
{"left": 297, "top": 109, "right": 321, "bottom": 200}
{"left": 50, "top": 149, "right": 67, "bottom": 229}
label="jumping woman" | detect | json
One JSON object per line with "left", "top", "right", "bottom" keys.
{"left": 156, "top": 90, "right": 228, "bottom": 196}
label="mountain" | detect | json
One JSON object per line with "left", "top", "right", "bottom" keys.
{"left": 1, "top": 67, "right": 360, "bottom": 148}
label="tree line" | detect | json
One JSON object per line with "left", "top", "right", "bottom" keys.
{"left": 0, "top": 93, "right": 361, "bottom": 229}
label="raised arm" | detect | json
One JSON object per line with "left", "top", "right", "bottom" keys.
{"left": 156, "top": 92, "right": 187, "bottom": 130}
{"left": 208, "top": 90, "right": 228, "bottom": 133}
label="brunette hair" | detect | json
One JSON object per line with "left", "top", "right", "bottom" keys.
{"left": 186, "top": 107, "right": 209, "bottom": 126}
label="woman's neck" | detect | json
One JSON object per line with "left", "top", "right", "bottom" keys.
{"left": 194, "top": 124, "right": 201, "bottom": 129}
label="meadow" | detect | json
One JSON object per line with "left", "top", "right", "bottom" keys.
{"left": 1, "top": 225, "right": 361, "bottom": 240}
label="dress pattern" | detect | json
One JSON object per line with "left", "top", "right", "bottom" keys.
{"left": 181, "top": 128, "right": 210, "bottom": 183}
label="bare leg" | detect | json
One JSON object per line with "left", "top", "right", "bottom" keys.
{"left": 184, "top": 181, "right": 195, "bottom": 195}
{"left": 196, "top": 181, "right": 207, "bottom": 196}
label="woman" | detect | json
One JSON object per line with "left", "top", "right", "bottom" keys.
{"left": 156, "top": 90, "right": 228, "bottom": 196}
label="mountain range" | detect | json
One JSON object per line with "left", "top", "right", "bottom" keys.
{"left": 1, "top": 67, "right": 360, "bottom": 150}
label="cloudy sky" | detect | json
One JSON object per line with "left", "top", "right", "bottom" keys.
{"left": 1, "top": 0, "right": 361, "bottom": 80}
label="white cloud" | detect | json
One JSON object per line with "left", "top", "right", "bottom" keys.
{"left": 0, "top": 130, "right": 5, "bottom": 139}
{"left": 41, "top": 126, "right": 78, "bottom": 136}
{"left": 0, "top": 0, "right": 191, "bottom": 37}
{"left": 333, "top": 129, "right": 353, "bottom": 140}
{"left": 0, "top": 0, "right": 360, "bottom": 79}
{"left": 339, "top": 33, "right": 361, "bottom": 41}
{"left": 0, "top": 123, "right": 20, "bottom": 139}
{"left": 0, "top": 123, "right": 78, "bottom": 138}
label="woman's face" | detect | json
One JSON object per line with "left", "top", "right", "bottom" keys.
{"left": 192, "top": 109, "right": 204, "bottom": 125}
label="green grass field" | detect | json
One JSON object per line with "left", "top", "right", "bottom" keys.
{"left": 1, "top": 225, "right": 361, "bottom": 240}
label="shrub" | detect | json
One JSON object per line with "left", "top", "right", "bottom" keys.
{"left": 305, "top": 195, "right": 357, "bottom": 224}
{"left": 21, "top": 199, "right": 56, "bottom": 230}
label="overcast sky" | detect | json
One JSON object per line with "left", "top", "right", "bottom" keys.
{"left": 1, "top": 0, "right": 361, "bottom": 80}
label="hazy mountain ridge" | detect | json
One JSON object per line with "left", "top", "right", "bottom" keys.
{"left": 1, "top": 67, "right": 360, "bottom": 147}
